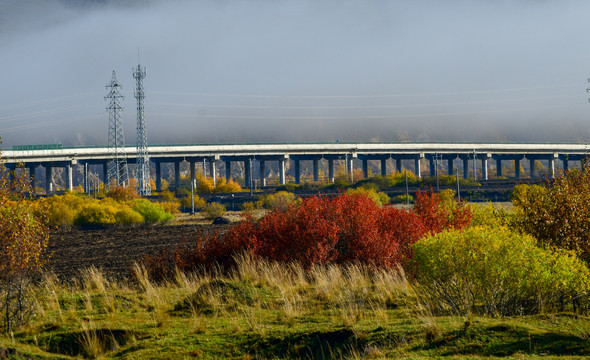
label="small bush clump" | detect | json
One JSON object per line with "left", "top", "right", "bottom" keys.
{"left": 105, "top": 186, "right": 140, "bottom": 202}
{"left": 202, "top": 202, "right": 227, "bottom": 220}
{"left": 256, "top": 191, "right": 297, "bottom": 210}
{"left": 74, "top": 203, "right": 118, "bottom": 226}
{"left": 115, "top": 207, "right": 144, "bottom": 224}
{"left": 345, "top": 187, "right": 390, "bottom": 207}
{"left": 131, "top": 199, "right": 173, "bottom": 223}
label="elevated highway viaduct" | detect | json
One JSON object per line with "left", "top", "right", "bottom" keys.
{"left": 2, "top": 142, "right": 589, "bottom": 193}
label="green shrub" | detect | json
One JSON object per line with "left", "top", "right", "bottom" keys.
{"left": 510, "top": 184, "right": 547, "bottom": 207}
{"left": 346, "top": 187, "right": 390, "bottom": 207}
{"left": 240, "top": 201, "right": 257, "bottom": 216}
{"left": 160, "top": 190, "right": 177, "bottom": 202}
{"left": 74, "top": 203, "right": 118, "bottom": 225}
{"left": 131, "top": 199, "right": 174, "bottom": 222}
{"left": 115, "top": 207, "right": 144, "bottom": 224}
{"left": 256, "top": 191, "right": 297, "bottom": 210}
{"left": 180, "top": 194, "right": 206, "bottom": 210}
{"left": 202, "top": 202, "right": 227, "bottom": 220}
{"left": 469, "top": 202, "right": 513, "bottom": 228}
{"left": 391, "top": 194, "right": 413, "bottom": 204}
{"left": 412, "top": 226, "right": 590, "bottom": 316}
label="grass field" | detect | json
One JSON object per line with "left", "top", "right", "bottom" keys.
{"left": 1, "top": 253, "right": 588, "bottom": 359}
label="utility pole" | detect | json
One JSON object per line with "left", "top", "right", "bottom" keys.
{"left": 133, "top": 62, "right": 151, "bottom": 196}
{"left": 105, "top": 71, "right": 129, "bottom": 189}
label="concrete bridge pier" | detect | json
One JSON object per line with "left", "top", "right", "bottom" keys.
{"left": 381, "top": 159, "right": 387, "bottom": 177}
{"left": 244, "top": 159, "right": 252, "bottom": 188}
{"left": 515, "top": 158, "right": 521, "bottom": 179}
{"left": 562, "top": 158, "right": 569, "bottom": 171}
{"left": 549, "top": 157, "right": 556, "bottom": 178}
{"left": 102, "top": 161, "right": 108, "bottom": 186}
{"left": 225, "top": 161, "right": 231, "bottom": 180}
{"left": 174, "top": 161, "right": 181, "bottom": 191}
{"left": 313, "top": 159, "right": 319, "bottom": 182}
{"left": 463, "top": 158, "right": 470, "bottom": 179}
{"left": 529, "top": 158, "right": 536, "bottom": 178}
{"left": 396, "top": 158, "right": 402, "bottom": 173}
{"left": 447, "top": 158, "right": 454, "bottom": 176}
{"left": 481, "top": 157, "right": 489, "bottom": 180}
{"left": 362, "top": 159, "right": 369, "bottom": 179}
{"left": 260, "top": 160, "right": 266, "bottom": 187}
{"left": 346, "top": 156, "right": 353, "bottom": 178}
{"left": 415, "top": 157, "right": 422, "bottom": 179}
{"left": 45, "top": 165, "right": 52, "bottom": 194}
{"left": 429, "top": 157, "right": 436, "bottom": 177}
{"left": 189, "top": 161, "right": 197, "bottom": 183}
{"left": 294, "top": 159, "right": 301, "bottom": 184}
{"left": 28, "top": 164, "right": 37, "bottom": 190}
{"left": 155, "top": 162, "right": 162, "bottom": 192}
{"left": 496, "top": 158, "right": 502, "bottom": 178}
{"left": 209, "top": 159, "right": 217, "bottom": 185}
{"left": 328, "top": 159, "right": 335, "bottom": 183}
{"left": 66, "top": 162, "right": 74, "bottom": 192}
{"left": 279, "top": 158, "right": 286, "bottom": 185}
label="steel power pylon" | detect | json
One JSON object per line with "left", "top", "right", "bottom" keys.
{"left": 133, "top": 63, "right": 151, "bottom": 196}
{"left": 105, "top": 71, "right": 129, "bottom": 189}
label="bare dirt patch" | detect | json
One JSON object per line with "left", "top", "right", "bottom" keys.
{"left": 46, "top": 223, "right": 229, "bottom": 279}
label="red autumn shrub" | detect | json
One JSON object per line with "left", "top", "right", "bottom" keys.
{"left": 141, "top": 190, "right": 472, "bottom": 280}
{"left": 377, "top": 206, "right": 428, "bottom": 265}
{"left": 413, "top": 189, "right": 472, "bottom": 233}
{"left": 252, "top": 196, "right": 341, "bottom": 267}
{"left": 329, "top": 193, "right": 390, "bottom": 265}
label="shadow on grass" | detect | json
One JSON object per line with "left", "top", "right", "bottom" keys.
{"left": 419, "top": 324, "right": 590, "bottom": 357}
{"left": 240, "top": 326, "right": 412, "bottom": 359}
{"left": 35, "top": 328, "right": 140, "bottom": 358}
{"left": 242, "top": 328, "right": 359, "bottom": 359}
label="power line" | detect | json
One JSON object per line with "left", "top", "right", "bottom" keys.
{"left": 149, "top": 94, "right": 571, "bottom": 110}
{"left": 0, "top": 114, "right": 101, "bottom": 134}
{"left": 150, "top": 104, "right": 571, "bottom": 120}
{"left": 151, "top": 83, "right": 577, "bottom": 99}
{"left": 0, "top": 105, "right": 85, "bottom": 123}
{"left": 0, "top": 93, "right": 100, "bottom": 110}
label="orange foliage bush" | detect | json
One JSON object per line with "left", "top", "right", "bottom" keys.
{"left": 106, "top": 185, "right": 140, "bottom": 202}
{"left": 0, "top": 165, "right": 49, "bottom": 331}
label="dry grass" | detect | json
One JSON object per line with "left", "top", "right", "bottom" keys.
{"left": 10, "top": 254, "right": 590, "bottom": 359}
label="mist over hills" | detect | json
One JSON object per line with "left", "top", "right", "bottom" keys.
{"left": 1, "top": 0, "right": 590, "bottom": 147}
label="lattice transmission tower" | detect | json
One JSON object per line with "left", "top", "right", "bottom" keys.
{"left": 133, "top": 63, "right": 151, "bottom": 196}
{"left": 105, "top": 70, "right": 129, "bottom": 189}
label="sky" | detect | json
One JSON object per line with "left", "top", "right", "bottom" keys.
{"left": 1, "top": 0, "right": 590, "bottom": 147}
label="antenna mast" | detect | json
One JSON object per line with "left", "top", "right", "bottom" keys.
{"left": 105, "top": 70, "right": 129, "bottom": 189}
{"left": 133, "top": 62, "right": 151, "bottom": 196}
